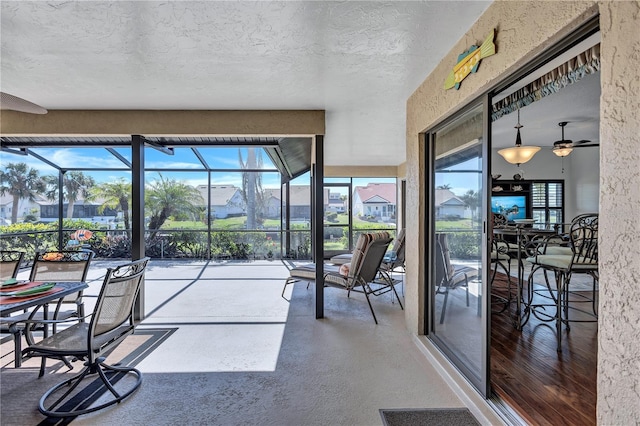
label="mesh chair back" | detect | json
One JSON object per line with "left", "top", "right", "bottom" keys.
{"left": 354, "top": 237, "right": 392, "bottom": 285}
{"left": 90, "top": 258, "right": 149, "bottom": 360}
{"left": 30, "top": 251, "right": 94, "bottom": 302}
{"left": 0, "top": 251, "right": 24, "bottom": 281}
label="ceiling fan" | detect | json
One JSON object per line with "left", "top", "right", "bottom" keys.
{"left": 0, "top": 92, "right": 48, "bottom": 114}
{"left": 552, "top": 121, "right": 599, "bottom": 157}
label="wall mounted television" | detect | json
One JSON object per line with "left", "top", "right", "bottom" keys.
{"left": 491, "top": 194, "right": 529, "bottom": 221}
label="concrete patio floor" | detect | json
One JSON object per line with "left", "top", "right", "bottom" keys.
{"left": 1, "top": 259, "right": 504, "bottom": 425}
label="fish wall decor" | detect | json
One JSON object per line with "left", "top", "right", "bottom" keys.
{"left": 444, "top": 29, "right": 496, "bottom": 90}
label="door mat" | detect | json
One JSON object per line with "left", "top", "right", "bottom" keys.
{"left": 380, "top": 408, "right": 481, "bottom": 426}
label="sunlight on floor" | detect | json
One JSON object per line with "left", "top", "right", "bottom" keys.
{"left": 133, "top": 260, "right": 293, "bottom": 373}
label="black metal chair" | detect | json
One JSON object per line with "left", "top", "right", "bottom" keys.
{"left": 1, "top": 250, "right": 94, "bottom": 368}
{"left": 22, "top": 257, "right": 150, "bottom": 417}
{"left": 490, "top": 235, "right": 514, "bottom": 313}
{"left": 0, "top": 250, "right": 24, "bottom": 281}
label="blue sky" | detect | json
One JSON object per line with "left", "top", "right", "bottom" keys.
{"left": 0, "top": 147, "right": 285, "bottom": 189}
{"left": 435, "top": 156, "right": 482, "bottom": 196}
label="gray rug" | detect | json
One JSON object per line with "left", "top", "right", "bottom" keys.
{"left": 380, "top": 408, "right": 480, "bottom": 426}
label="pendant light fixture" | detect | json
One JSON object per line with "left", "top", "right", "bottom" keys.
{"left": 497, "top": 108, "right": 540, "bottom": 166}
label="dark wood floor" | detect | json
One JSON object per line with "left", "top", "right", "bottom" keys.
{"left": 490, "top": 274, "right": 597, "bottom": 426}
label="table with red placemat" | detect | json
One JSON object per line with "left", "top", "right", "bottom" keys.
{"left": 0, "top": 281, "right": 88, "bottom": 315}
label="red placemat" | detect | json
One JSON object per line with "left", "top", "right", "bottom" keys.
{"left": 1, "top": 281, "right": 44, "bottom": 292}
{"left": 0, "top": 285, "right": 63, "bottom": 305}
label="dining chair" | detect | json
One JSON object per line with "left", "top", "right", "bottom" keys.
{"left": 0, "top": 250, "right": 25, "bottom": 281}
{"left": 0, "top": 250, "right": 94, "bottom": 367}
{"left": 29, "top": 250, "right": 95, "bottom": 325}
{"left": 526, "top": 213, "right": 598, "bottom": 351}
{"left": 22, "top": 257, "right": 149, "bottom": 417}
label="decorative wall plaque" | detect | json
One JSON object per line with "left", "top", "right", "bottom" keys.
{"left": 444, "top": 29, "right": 496, "bottom": 90}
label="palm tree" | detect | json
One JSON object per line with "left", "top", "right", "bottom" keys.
{"left": 436, "top": 184, "right": 452, "bottom": 190}
{"left": 238, "top": 148, "right": 264, "bottom": 229}
{"left": 146, "top": 174, "right": 203, "bottom": 239}
{"left": 91, "top": 179, "right": 132, "bottom": 238}
{"left": 460, "top": 189, "right": 480, "bottom": 223}
{"left": 0, "top": 162, "right": 46, "bottom": 224}
{"left": 44, "top": 171, "right": 96, "bottom": 218}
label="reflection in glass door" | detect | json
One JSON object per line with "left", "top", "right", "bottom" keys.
{"left": 323, "top": 184, "right": 351, "bottom": 256}
{"left": 428, "top": 102, "right": 489, "bottom": 395}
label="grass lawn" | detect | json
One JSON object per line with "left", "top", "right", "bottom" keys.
{"left": 162, "top": 217, "right": 281, "bottom": 230}
{"left": 435, "top": 219, "right": 474, "bottom": 229}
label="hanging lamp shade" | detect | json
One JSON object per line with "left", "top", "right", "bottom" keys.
{"left": 553, "top": 146, "right": 573, "bottom": 157}
{"left": 497, "top": 109, "right": 540, "bottom": 166}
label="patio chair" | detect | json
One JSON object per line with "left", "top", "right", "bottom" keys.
{"left": 0, "top": 250, "right": 25, "bottom": 281}
{"left": 22, "top": 257, "right": 149, "bottom": 417}
{"left": 435, "top": 233, "right": 478, "bottom": 324}
{"left": 329, "top": 229, "right": 406, "bottom": 292}
{"left": 283, "top": 232, "right": 401, "bottom": 323}
{"left": 526, "top": 213, "right": 598, "bottom": 351}
{"left": 1, "top": 250, "right": 94, "bottom": 368}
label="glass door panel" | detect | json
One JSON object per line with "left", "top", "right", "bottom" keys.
{"left": 429, "top": 102, "right": 488, "bottom": 395}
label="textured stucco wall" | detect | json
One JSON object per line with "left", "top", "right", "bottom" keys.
{"left": 597, "top": 2, "right": 640, "bottom": 424}
{"left": 406, "top": 0, "right": 640, "bottom": 422}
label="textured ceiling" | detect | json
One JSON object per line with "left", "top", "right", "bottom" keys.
{"left": 0, "top": 1, "right": 491, "bottom": 167}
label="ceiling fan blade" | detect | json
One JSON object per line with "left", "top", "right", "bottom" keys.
{"left": 0, "top": 92, "right": 48, "bottom": 114}
{"left": 572, "top": 139, "right": 593, "bottom": 145}
{"left": 572, "top": 143, "right": 599, "bottom": 148}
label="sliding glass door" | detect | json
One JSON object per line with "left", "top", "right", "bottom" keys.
{"left": 427, "top": 101, "right": 489, "bottom": 395}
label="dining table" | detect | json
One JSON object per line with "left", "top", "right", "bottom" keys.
{"left": 0, "top": 281, "right": 89, "bottom": 316}
{"left": 492, "top": 223, "right": 559, "bottom": 329}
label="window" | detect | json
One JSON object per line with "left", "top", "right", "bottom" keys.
{"left": 532, "top": 181, "right": 564, "bottom": 225}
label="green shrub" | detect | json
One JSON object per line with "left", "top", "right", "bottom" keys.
{"left": 446, "top": 231, "right": 482, "bottom": 259}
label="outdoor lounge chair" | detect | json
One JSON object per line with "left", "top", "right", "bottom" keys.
{"left": 329, "top": 229, "right": 406, "bottom": 289}
{"left": 22, "top": 257, "right": 149, "bottom": 417}
{"left": 283, "top": 232, "right": 402, "bottom": 323}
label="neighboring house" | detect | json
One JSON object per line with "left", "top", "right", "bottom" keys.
{"left": 262, "top": 188, "right": 281, "bottom": 219}
{"left": 197, "top": 185, "right": 246, "bottom": 219}
{"left": 435, "top": 189, "right": 469, "bottom": 219}
{"left": 352, "top": 183, "right": 396, "bottom": 221}
{"left": 324, "top": 190, "right": 346, "bottom": 213}
{"left": 0, "top": 193, "right": 44, "bottom": 224}
{"left": 289, "top": 185, "right": 311, "bottom": 221}
{"left": 0, "top": 193, "right": 117, "bottom": 224}
{"left": 38, "top": 196, "right": 118, "bottom": 222}
{"left": 197, "top": 185, "right": 309, "bottom": 221}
